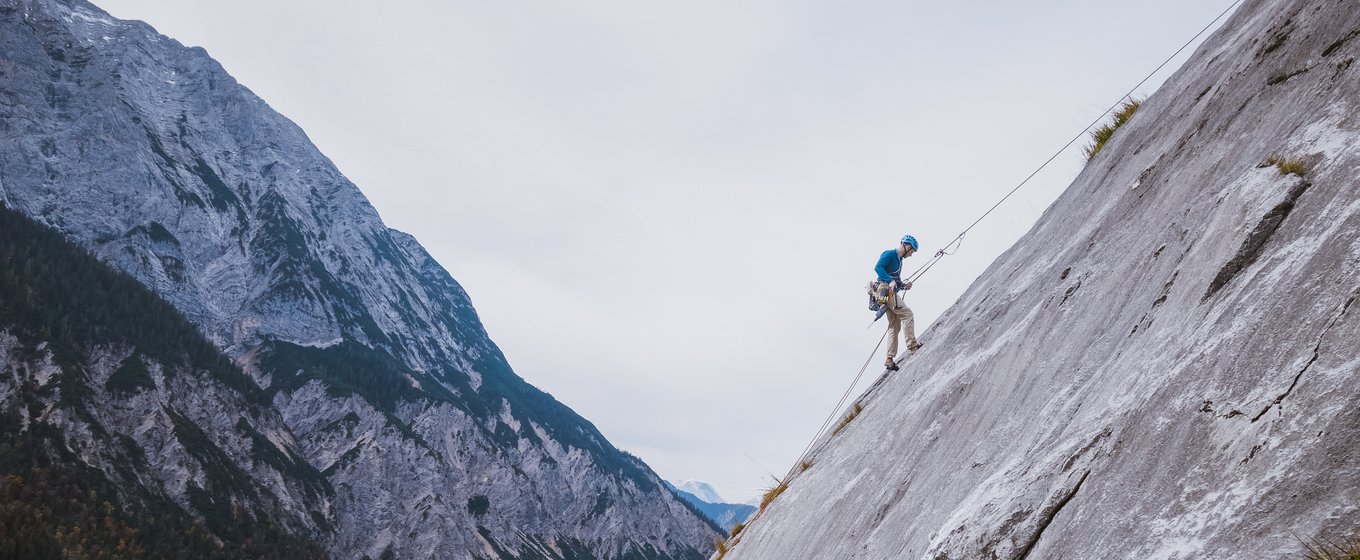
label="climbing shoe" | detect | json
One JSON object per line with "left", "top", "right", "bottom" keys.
{"left": 884, "top": 361, "right": 900, "bottom": 371}
{"left": 907, "top": 341, "right": 923, "bottom": 352}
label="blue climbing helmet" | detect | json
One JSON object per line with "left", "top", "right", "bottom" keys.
{"left": 901, "top": 234, "right": 919, "bottom": 251}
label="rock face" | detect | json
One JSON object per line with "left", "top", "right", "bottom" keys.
{"left": 0, "top": 0, "right": 719, "bottom": 558}
{"left": 723, "top": 0, "right": 1360, "bottom": 558}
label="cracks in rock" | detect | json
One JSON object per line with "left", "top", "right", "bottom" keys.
{"left": 871, "top": 484, "right": 910, "bottom": 531}
{"left": 1250, "top": 293, "right": 1356, "bottom": 422}
{"left": 1267, "top": 65, "right": 1314, "bottom": 86}
{"left": 1194, "top": 83, "right": 1215, "bottom": 103}
{"left": 1322, "top": 27, "right": 1360, "bottom": 57}
{"left": 1155, "top": 271, "right": 1179, "bottom": 306}
{"left": 1015, "top": 470, "right": 1090, "bottom": 560}
{"left": 1132, "top": 163, "right": 1165, "bottom": 196}
{"left": 971, "top": 432, "right": 1108, "bottom": 559}
{"left": 1202, "top": 293, "right": 1355, "bottom": 425}
{"left": 1131, "top": 272, "right": 1179, "bottom": 336}
{"left": 1058, "top": 276, "right": 1083, "bottom": 308}
{"left": 1198, "top": 400, "right": 1245, "bottom": 419}
{"left": 1061, "top": 429, "right": 1111, "bottom": 473}
{"left": 1203, "top": 180, "right": 1312, "bottom": 301}
{"left": 1261, "top": 14, "right": 1351, "bottom": 85}
{"left": 1255, "top": 18, "right": 1293, "bottom": 58}
{"left": 1332, "top": 57, "right": 1354, "bottom": 80}
{"left": 1214, "top": 97, "right": 1254, "bottom": 137}
{"left": 1250, "top": 349, "right": 1322, "bottom": 423}
{"left": 1045, "top": 268, "right": 1077, "bottom": 310}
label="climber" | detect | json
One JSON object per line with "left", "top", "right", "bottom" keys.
{"left": 874, "top": 234, "right": 922, "bottom": 371}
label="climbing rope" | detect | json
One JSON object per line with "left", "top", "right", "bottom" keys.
{"left": 789, "top": 327, "right": 891, "bottom": 473}
{"left": 784, "top": 0, "right": 1246, "bottom": 482}
{"left": 901, "top": 0, "right": 1245, "bottom": 286}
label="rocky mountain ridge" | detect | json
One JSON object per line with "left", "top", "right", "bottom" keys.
{"left": 0, "top": 0, "right": 719, "bottom": 558}
{"left": 722, "top": 0, "right": 1360, "bottom": 558}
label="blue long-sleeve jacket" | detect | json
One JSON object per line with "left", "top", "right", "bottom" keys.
{"left": 875, "top": 249, "right": 902, "bottom": 283}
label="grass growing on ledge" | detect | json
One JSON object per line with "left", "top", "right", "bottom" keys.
{"left": 1084, "top": 99, "right": 1142, "bottom": 162}
{"left": 731, "top": 523, "right": 745, "bottom": 538}
{"left": 832, "top": 403, "right": 864, "bottom": 436}
{"left": 1266, "top": 154, "right": 1310, "bottom": 176}
{"left": 759, "top": 480, "right": 788, "bottom": 512}
{"left": 1303, "top": 535, "right": 1360, "bottom": 560}
{"left": 714, "top": 538, "right": 730, "bottom": 559}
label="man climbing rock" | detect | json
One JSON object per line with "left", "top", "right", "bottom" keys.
{"left": 875, "top": 234, "right": 922, "bottom": 371}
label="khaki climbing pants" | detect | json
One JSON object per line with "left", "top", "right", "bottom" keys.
{"left": 884, "top": 292, "right": 918, "bottom": 364}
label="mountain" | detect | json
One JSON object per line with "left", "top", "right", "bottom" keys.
{"left": 666, "top": 481, "right": 757, "bottom": 533}
{"left": 0, "top": 0, "right": 720, "bottom": 558}
{"left": 677, "top": 480, "right": 726, "bottom": 505}
{"left": 722, "top": 0, "right": 1360, "bottom": 558}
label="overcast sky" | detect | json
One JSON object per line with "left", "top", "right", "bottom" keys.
{"left": 96, "top": 0, "right": 1239, "bottom": 504}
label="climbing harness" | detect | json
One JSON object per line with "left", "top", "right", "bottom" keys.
{"left": 866, "top": 279, "right": 898, "bottom": 312}
{"left": 865, "top": 281, "right": 885, "bottom": 313}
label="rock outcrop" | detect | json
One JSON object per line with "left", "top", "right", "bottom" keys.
{"left": 723, "top": 0, "right": 1360, "bottom": 558}
{"left": 0, "top": 0, "right": 719, "bottom": 558}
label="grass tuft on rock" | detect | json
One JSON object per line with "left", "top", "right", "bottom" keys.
{"left": 832, "top": 403, "right": 864, "bottom": 436}
{"left": 713, "top": 537, "right": 729, "bottom": 559}
{"left": 1084, "top": 99, "right": 1142, "bottom": 162}
{"left": 759, "top": 480, "right": 788, "bottom": 512}
{"left": 1266, "top": 154, "right": 1310, "bottom": 176}
{"left": 1303, "top": 535, "right": 1360, "bottom": 560}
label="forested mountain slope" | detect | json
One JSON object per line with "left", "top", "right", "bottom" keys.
{"left": 0, "top": 203, "right": 329, "bottom": 559}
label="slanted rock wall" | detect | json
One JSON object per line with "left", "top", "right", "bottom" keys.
{"left": 724, "top": 0, "right": 1360, "bottom": 558}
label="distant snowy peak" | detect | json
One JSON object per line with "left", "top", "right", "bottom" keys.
{"left": 677, "top": 480, "right": 725, "bottom": 504}
{"left": 667, "top": 480, "right": 756, "bottom": 533}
